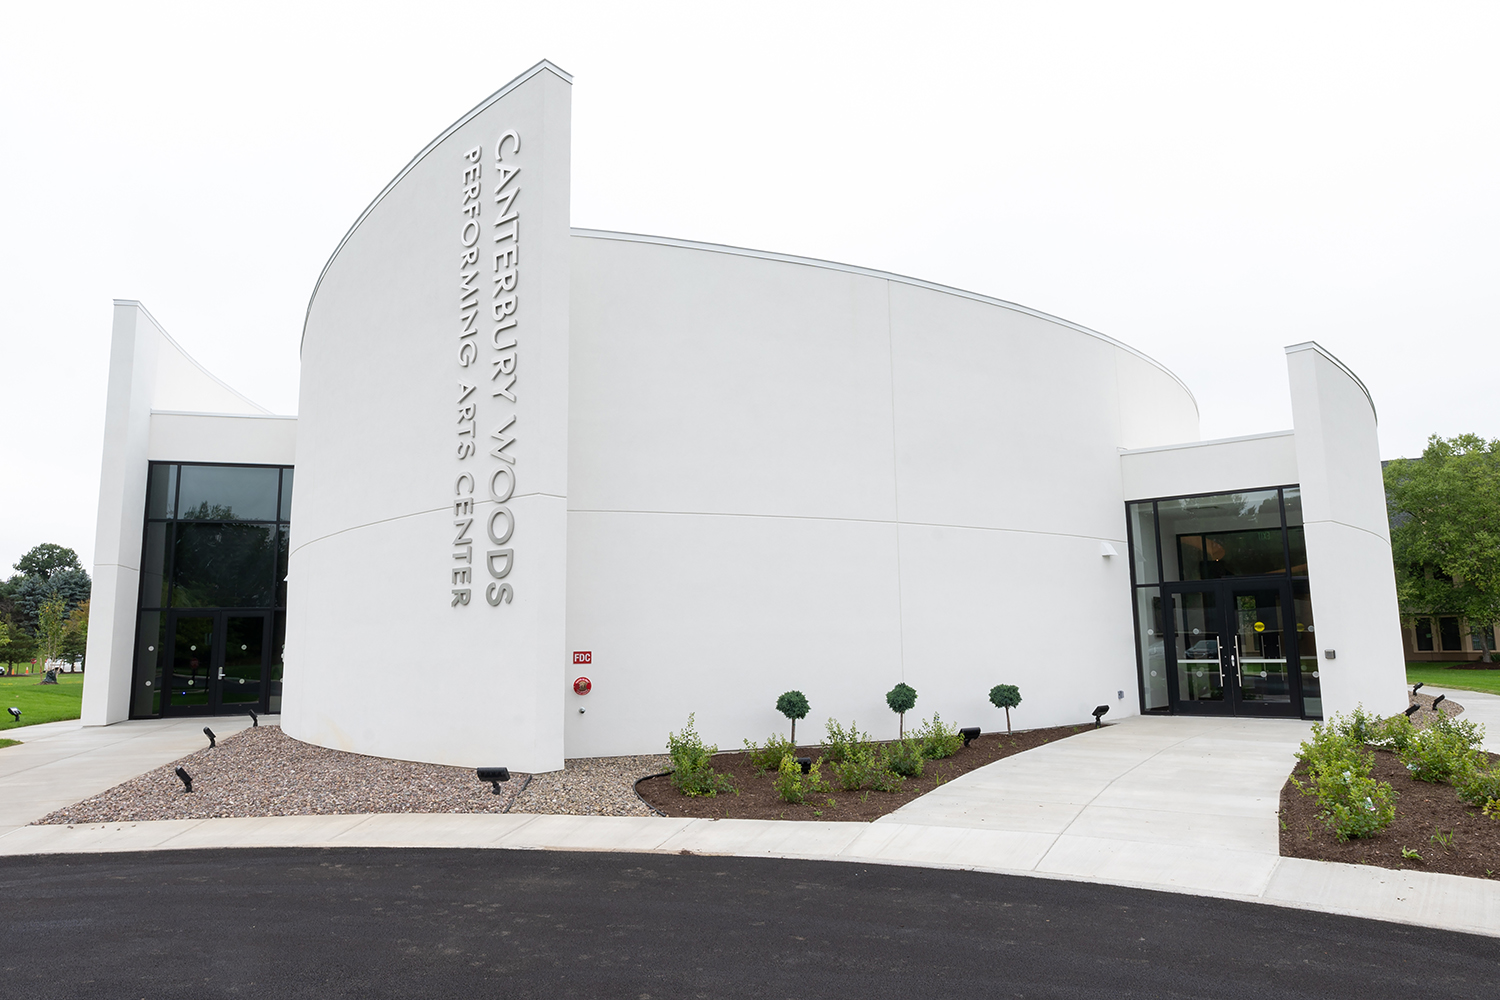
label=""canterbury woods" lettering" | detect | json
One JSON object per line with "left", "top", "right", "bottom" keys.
{"left": 451, "top": 130, "right": 521, "bottom": 610}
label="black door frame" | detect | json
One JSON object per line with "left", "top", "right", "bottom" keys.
{"left": 1162, "top": 577, "right": 1304, "bottom": 719}
{"left": 161, "top": 610, "right": 271, "bottom": 717}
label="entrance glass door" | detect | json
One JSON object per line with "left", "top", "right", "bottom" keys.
{"left": 163, "top": 612, "right": 269, "bottom": 716}
{"left": 1164, "top": 580, "right": 1302, "bottom": 718}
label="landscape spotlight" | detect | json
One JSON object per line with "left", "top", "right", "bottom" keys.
{"left": 1432, "top": 694, "right": 1446, "bottom": 709}
{"left": 1404, "top": 704, "right": 1421, "bottom": 717}
{"left": 1092, "top": 705, "right": 1110, "bottom": 729}
{"left": 477, "top": 767, "right": 511, "bottom": 793}
{"left": 203, "top": 726, "right": 216, "bottom": 748}
{"left": 248, "top": 709, "right": 258, "bottom": 727}
{"left": 794, "top": 757, "right": 812, "bottom": 775}
{"left": 175, "top": 767, "right": 193, "bottom": 793}
{"left": 959, "top": 727, "right": 981, "bottom": 747}
{"left": 7, "top": 707, "right": 19, "bottom": 723}
{"left": 1412, "top": 682, "right": 1424, "bottom": 694}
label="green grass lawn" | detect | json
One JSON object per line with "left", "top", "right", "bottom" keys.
{"left": 0, "top": 672, "right": 85, "bottom": 731}
{"left": 1406, "top": 662, "right": 1500, "bottom": 696}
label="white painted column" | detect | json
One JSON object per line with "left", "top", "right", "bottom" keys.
{"left": 80, "top": 301, "right": 164, "bottom": 725}
{"left": 1286, "top": 341, "right": 1407, "bottom": 718}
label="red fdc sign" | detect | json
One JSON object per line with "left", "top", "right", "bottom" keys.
{"left": 573, "top": 651, "right": 592, "bottom": 664}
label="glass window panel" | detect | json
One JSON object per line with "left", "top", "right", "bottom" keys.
{"left": 1471, "top": 623, "right": 1496, "bottom": 656}
{"left": 1158, "top": 490, "right": 1286, "bottom": 582}
{"left": 170, "top": 522, "right": 277, "bottom": 608}
{"left": 279, "top": 468, "right": 294, "bottom": 523}
{"left": 221, "top": 616, "right": 265, "bottom": 708}
{"left": 167, "top": 615, "right": 215, "bottom": 710}
{"left": 1232, "top": 588, "right": 1290, "bottom": 703}
{"left": 140, "top": 522, "right": 171, "bottom": 609}
{"left": 1135, "top": 588, "right": 1168, "bottom": 709}
{"left": 1415, "top": 618, "right": 1435, "bottom": 652}
{"left": 177, "top": 465, "right": 280, "bottom": 521}
{"left": 1282, "top": 488, "right": 1303, "bottom": 527}
{"left": 269, "top": 611, "right": 285, "bottom": 713}
{"left": 130, "top": 611, "right": 165, "bottom": 717}
{"left": 1440, "top": 616, "right": 1463, "bottom": 651}
{"left": 1127, "top": 503, "right": 1160, "bottom": 585}
{"left": 1294, "top": 581, "right": 1321, "bottom": 718}
{"left": 276, "top": 526, "right": 289, "bottom": 607}
{"left": 145, "top": 464, "right": 178, "bottom": 519}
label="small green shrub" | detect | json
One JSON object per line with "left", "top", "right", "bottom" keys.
{"left": 1373, "top": 712, "right": 1418, "bottom": 754}
{"left": 886, "top": 736, "right": 925, "bottom": 777}
{"left": 1293, "top": 715, "right": 1397, "bottom": 841}
{"left": 1399, "top": 714, "right": 1486, "bottom": 784}
{"left": 1454, "top": 758, "right": 1500, "bottom": 807}
{"left": 822, "top": 718, "right": 872, "bottom": 766}
{"left": 1331, "top": 704, "right": 1384, "bottom": 745}
{"left": 775, "top": 753, "right": 807, "bottom": 804}
{"left": 743, "top": 733, "right": 796, "bottom": 773}
{"left": 913, "top": 713, "right": 964, "bottom": 760}
{"left": 667, "top": 714, "right": 736, "bottom": 797}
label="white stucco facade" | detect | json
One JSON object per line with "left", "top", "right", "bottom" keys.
{"left": 80, "top": 60, "right": 1409, "bottom": 769}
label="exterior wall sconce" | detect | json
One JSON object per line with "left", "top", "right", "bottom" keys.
{"left": 1100, "top": 543, "right": 1118, "bottom": 558}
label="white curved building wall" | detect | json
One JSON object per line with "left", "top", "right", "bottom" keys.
{"left": 562, "top": 234, "right": 1200, "bottom": 756}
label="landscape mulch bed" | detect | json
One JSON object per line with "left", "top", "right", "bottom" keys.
{"left": 636, "top": 723, "right": 1094, "bottom": 822}
{"left": 1280, "top": 748, "right": 1500, "bottom": 881}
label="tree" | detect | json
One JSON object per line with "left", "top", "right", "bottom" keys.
{"left": 1386, "top": 435, "right": 1500, "bottom": 663}
{"left": 775, "top": 690, "right": 810, "bottom": 744}
{"left": 62, "top": 599, "right": 89, "bottom": 668}
{"left": 9, "top": 567, "right": 90, "bottom": 632}
{"left": 885, "top": 682, "right": 917, "bottom": 737}
{"left": 989, "top": 684, "right": 1022, "bottom": 733}
{"left": 36, "top": 595, "right": 68, "bottom": 680}
{"left": 13, "top": 543, "right": 82, "bottom": 582}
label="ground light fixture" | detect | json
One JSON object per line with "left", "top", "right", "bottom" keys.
{"left": 175, "top": 767, "right": 193, "bottom": 793}
{"left": 959, "top": 727, "right": 980, "bottom": 747}
{"left": 1405, "top": 704, "right": 1421, "bottom": 717}
{"left": 1412, "top": 682, "right": 1424, "bottom": 694}
{"left": 794, "top": 757, "right": 812, "bottom": 774}
{"left": 1092, "top": 705, "right": 1110, "bottom": 729}
{"left": 203, "top": 726, "right": 216, "bottom": 748}
{"left": 248, "top": 709, "right": 258, "bottom": 727}
{"left": 7, "top": 707, "right": 18, "bottom": 723}
{"left": 477, "top": 767, "right": 511, "bottom": 793}
{"left": 1432, "top": 694, "right": 1447, "bottom": 710}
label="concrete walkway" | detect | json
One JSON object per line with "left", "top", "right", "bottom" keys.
{"left": 1, "top": 714, "right": 1498, "bottom": 938}
{"left": 0, "top": 715, "right": 269, "bottom": 837}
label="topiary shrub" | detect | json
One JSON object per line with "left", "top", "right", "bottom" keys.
{"left": 886, "top": 683, "right": 917, "bottom": 737}
{"left": 1292, "top": 715, "right": 1397, "bottom": 841}
{"left": 776, "top": 690, "right": 810, "bottom": 744}
{"left": 667, "top": 713, "right": 736, "bottom": 797}
{"left": 913, "top": 713, "right": 963, "bottom": 759}
{"left": 743, "top": 733, "right": 796, "bottom": 773}
{"left": 989, "top": 684, "right": 1021, "bottom": 733}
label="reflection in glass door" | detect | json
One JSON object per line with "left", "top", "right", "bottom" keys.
{"left": 1231, "top": 588, "right": 1291, "bottom": 708}
{"left": 220, "top": 617, "right": 265, "bottom": 709}
{"left": 1171, "top": 590, "right": 1226, "bottom": 708}
{"left": 167, "top": 615, "right": 216, "bottom": 712}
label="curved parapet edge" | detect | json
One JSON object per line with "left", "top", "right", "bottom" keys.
{"left": 1285, "top": 340, "right": 1377, "bottom": 424}
{"left": 299, "top": 59, "right": 573, "bottom": 354}
{"left": 570, "top": 228, "right": 1200, "bottom": 419}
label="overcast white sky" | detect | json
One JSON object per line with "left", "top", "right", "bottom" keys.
{"left": 2, "top": 1, "right": 1497, "bottom": 573}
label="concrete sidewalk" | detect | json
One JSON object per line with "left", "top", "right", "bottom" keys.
{"left": 1, "top": 713, "right": 1497, "bottom": 939}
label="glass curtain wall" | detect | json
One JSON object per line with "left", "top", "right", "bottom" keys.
{"left": 1126, "top": 485, "right": 1320, "bottom": 718}
{"left": 131, "top": 463, "right": 292, "bottom": 718}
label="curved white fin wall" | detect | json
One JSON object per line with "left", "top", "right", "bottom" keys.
{"left": 284, "top": 62, "right": 572, "bottom": 771}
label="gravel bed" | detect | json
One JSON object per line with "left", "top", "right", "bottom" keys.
{"left": 33, "top": 726, "right": 668, "bottom": 826}
{"left": 509, "top": 754, "right": 670, "bottom": 817}
{"left": 1408, "top": 690, "right": 1464, "bottom": 727}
